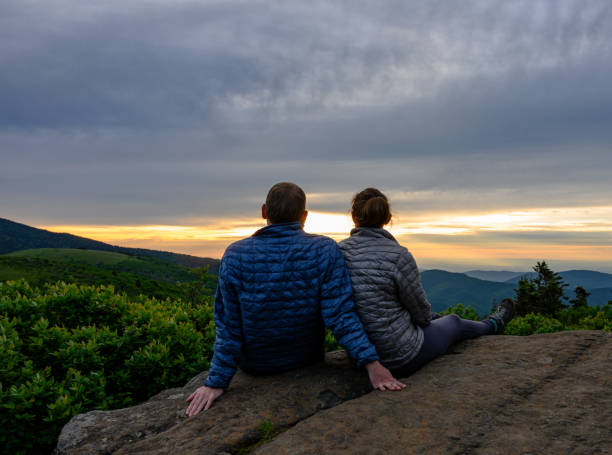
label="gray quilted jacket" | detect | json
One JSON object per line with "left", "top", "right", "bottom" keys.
{"left": 339, "top": 228, "right": 432, "bottom": 369}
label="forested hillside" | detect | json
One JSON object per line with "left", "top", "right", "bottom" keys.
{"left": 0, "top": 218, "right": 220, "bottom": 273}
{"left": 422, "top": 269, "right": 612, "bottom": 316}
{"left": 0, "top": 249, "right": 217, "bottom": 301}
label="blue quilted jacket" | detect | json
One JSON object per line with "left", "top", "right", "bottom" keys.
{"left": 204, "top": 222, "right": 379, "bottom": 389}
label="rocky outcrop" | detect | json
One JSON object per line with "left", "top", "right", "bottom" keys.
{"left": 53, "top": 350, "right": 370, "bottom": 455}
{"left": 55, "top": 331, "right": 612, "bottom": 455}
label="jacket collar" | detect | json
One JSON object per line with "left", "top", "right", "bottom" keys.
{"left": 253, "top": 221, "right": 304, "bottom": 237}
{"left": 349, "top": 227, "right": 397, "bottom": 242}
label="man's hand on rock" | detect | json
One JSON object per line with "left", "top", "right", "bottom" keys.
{"left": 185, "top": 386, "right": 224, "bottom": 416}
{"left": 365, "top": 361, "right": 406, "bottom": 391}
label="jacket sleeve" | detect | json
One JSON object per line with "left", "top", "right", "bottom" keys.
{"left": 320, "top": 242, "right": 379, "bottom": 368}
{"left": 395, "top": 249, "right": 432, "bottom": 327}
{"left": 204, "top": 253, "right": 243, "bottom": 389}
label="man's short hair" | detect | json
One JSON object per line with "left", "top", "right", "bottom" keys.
{"left": 265, "top": 182, "right": 306, "bottom": 224}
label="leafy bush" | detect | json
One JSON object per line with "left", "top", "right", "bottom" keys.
{"left": 324, "top": 329, "right": 340, "bottom": 352}
{"left": 504, "top": 313, "right": 565, "bottom": 335}
{"left": 504, "top": 304, "right": 612, "bottom": 336}
{"left": 556, "top": 304, "right": 612, "bottom": 331}
{"left": 0, "top": 280, "right": 215, "bottom": 454}
{"left": 441, "top": 303, "right": 480, "bottom": 321}
{"left": 436, "top": 301, "right": 611, "bottom": 336}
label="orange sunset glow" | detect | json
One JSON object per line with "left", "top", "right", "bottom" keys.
{"left": 40, "top": 204, "right": 612, "bottom": 271}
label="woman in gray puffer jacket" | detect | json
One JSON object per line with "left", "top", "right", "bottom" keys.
{"left": 339, "top": 188, "right": 515, "bottom": 377}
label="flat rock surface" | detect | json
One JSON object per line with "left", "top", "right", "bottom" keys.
{"left": 256, "top": 331, "right": 612, "bottom": 455}
{"left": 55, "top": 331, "right": 612, "bottom": 455}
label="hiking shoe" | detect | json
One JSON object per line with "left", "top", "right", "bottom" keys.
{"left": 488, "top": 298, "right": 515, "bottom": 334}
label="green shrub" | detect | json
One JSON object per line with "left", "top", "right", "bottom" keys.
{"left": 504, "top": 313, "right": 565, "bottom": 335}
{"left": 438, "top": 302, "right": 611, "bottom": 336}
{"left": 0, "top": 279, "right": 215, "bottom": 454}
{"left": 441, "top": 303, "right": 480, "bottom": 321}
{"left": 324, "top": 329, "right": 340, "bottom": 352}
{"left": 555, "top": 304, "right": 612, "bottom": 331}
{"left": 504, "top": 305, "right": 612, "bottom": 336}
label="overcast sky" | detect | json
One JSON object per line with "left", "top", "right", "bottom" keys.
{"left": 1, "top": 0, "right": 611, "bottom": 271}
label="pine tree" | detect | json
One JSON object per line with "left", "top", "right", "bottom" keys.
{"left": 570, "top": 286, "right": 590, "bottom": 308}
{"left": 515, "top": 261, "right": 568, "bottom": 316}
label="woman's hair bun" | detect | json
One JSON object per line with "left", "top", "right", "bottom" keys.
{"left": 352, "top": 188, "right": 391, "bottom": 228}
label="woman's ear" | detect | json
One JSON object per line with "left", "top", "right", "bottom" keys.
{"left": 351, "top": 212, "right": 358, "bottom": 227}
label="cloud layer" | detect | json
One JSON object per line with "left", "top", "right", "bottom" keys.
{"left": 1, "top": 0, "right": 611, "bottom": 268}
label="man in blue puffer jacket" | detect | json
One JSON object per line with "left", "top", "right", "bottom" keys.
{"left": 186, "top": 182, "right": 406, "bottom": 416}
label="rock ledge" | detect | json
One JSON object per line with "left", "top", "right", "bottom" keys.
{"left": 55, "top": 331, "right": 611, "bottom": 455}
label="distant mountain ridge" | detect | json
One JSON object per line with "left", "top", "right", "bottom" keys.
{"left": 0, "top": 217, "right": 220, "bottom": 273}
{"left": 467, "top": 269, "right": 612, "bottom": 289}
{"left": 425, "top": 268, "right": 612, "bottom": 315}
{"left": 2, "top": 217, "right": 610, "bottom": 313}
{"left": 502, "top": 269, "right": 612, "bottom": 289}
{"left": 421, "top": 270, "right": 516, "bottom": 315}
{"left": 465, "top": 270, "right": 525, "bottom": 282}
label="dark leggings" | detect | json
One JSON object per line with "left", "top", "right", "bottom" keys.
{"left": 391, "top": 314, "right": 494, "bottom": 378}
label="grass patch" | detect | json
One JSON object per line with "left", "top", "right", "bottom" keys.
{"left": 231, "top": 420, "right": 288, "bottom": 455}
{"left": 6, "top": 248, "right": 132, "bottom": 265}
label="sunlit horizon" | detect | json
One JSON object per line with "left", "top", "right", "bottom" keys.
{"left": 35, "top": 203, "right": 612, "bottom": 273}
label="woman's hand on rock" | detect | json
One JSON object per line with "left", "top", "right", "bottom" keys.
{"left": 185, "top": 386, "right": 224, "bottom": 416}
{"left": 365, "top": 361, "right": 406, "bottom": 391}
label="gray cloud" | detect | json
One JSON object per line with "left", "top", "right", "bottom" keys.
{"left": 1, "top": 0, "right": 611, "bottom": 255}
{"left": 2, "top": 0, "right": 611, "bottom": 132}
{"left": 2, "top": 149, "right": 610, "bottom": 224}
